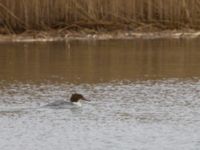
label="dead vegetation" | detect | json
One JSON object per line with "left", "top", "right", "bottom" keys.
{"left": 0, "top": 0, "right": 200, "bottom": 33}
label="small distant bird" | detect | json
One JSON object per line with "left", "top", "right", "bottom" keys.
{"left": 44, "top": 93, "right": 90, "bottom": 108}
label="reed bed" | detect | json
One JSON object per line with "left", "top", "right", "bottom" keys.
{"left": 0, "top": 0, "right": 200, "bottom": 32}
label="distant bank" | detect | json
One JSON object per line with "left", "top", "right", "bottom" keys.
{"left": 0, "top": 0, "right": 200, "bottom": 41}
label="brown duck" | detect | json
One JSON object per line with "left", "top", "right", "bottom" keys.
{"left": 45, "top": 93, "right": 89, "bottom": 108}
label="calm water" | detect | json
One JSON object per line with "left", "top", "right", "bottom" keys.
{"left": 0, "top": 39, "right": 200, "bottom": 150}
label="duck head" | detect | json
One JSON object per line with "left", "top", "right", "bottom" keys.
{"left": 70, "top": 93, "right": 89, "bottom": 103}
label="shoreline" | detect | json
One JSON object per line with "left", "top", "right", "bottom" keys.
{"left": 0, "top": 30, "right": 200, "bottom": 42}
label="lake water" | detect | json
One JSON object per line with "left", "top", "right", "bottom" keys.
{"left": 0, "top": 39, "right": 200, "bottom": 150}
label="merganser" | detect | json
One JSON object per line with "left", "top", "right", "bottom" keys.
{"left": 44, "top": 93, "right": 89, "bottom": 108}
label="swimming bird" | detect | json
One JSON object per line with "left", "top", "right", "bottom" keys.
{"left": 44, "top": 93, "right": 89, "bottom": 108}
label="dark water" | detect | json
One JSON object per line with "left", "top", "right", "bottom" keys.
{"left": 1, "top": 39, "right": 200, "bottom": 150}
{"left": 1, "top": 39, "right": 200, "bottom": 83}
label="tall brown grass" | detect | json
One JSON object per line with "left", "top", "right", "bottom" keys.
{"left": 0, "top": 0, "right": 200, "bottom": 32}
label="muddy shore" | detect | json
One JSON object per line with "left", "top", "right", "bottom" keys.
{"left": 0, "top": 30, "right": 200, "bottom": 42}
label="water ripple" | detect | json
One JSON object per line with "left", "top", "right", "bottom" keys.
{"left": 0, "top": 79, "right": 200, "bottom": 150}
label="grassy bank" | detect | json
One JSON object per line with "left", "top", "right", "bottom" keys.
{"left": 0, "top": 0, "right": 200, "bottom": 33}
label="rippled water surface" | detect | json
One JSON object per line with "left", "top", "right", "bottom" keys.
{"left": 1, "top": 39, "right": 200, "bottom": 150}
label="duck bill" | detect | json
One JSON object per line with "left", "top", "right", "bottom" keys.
{"left": 82, "top": 97, "right": 90, "bottom": 101}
